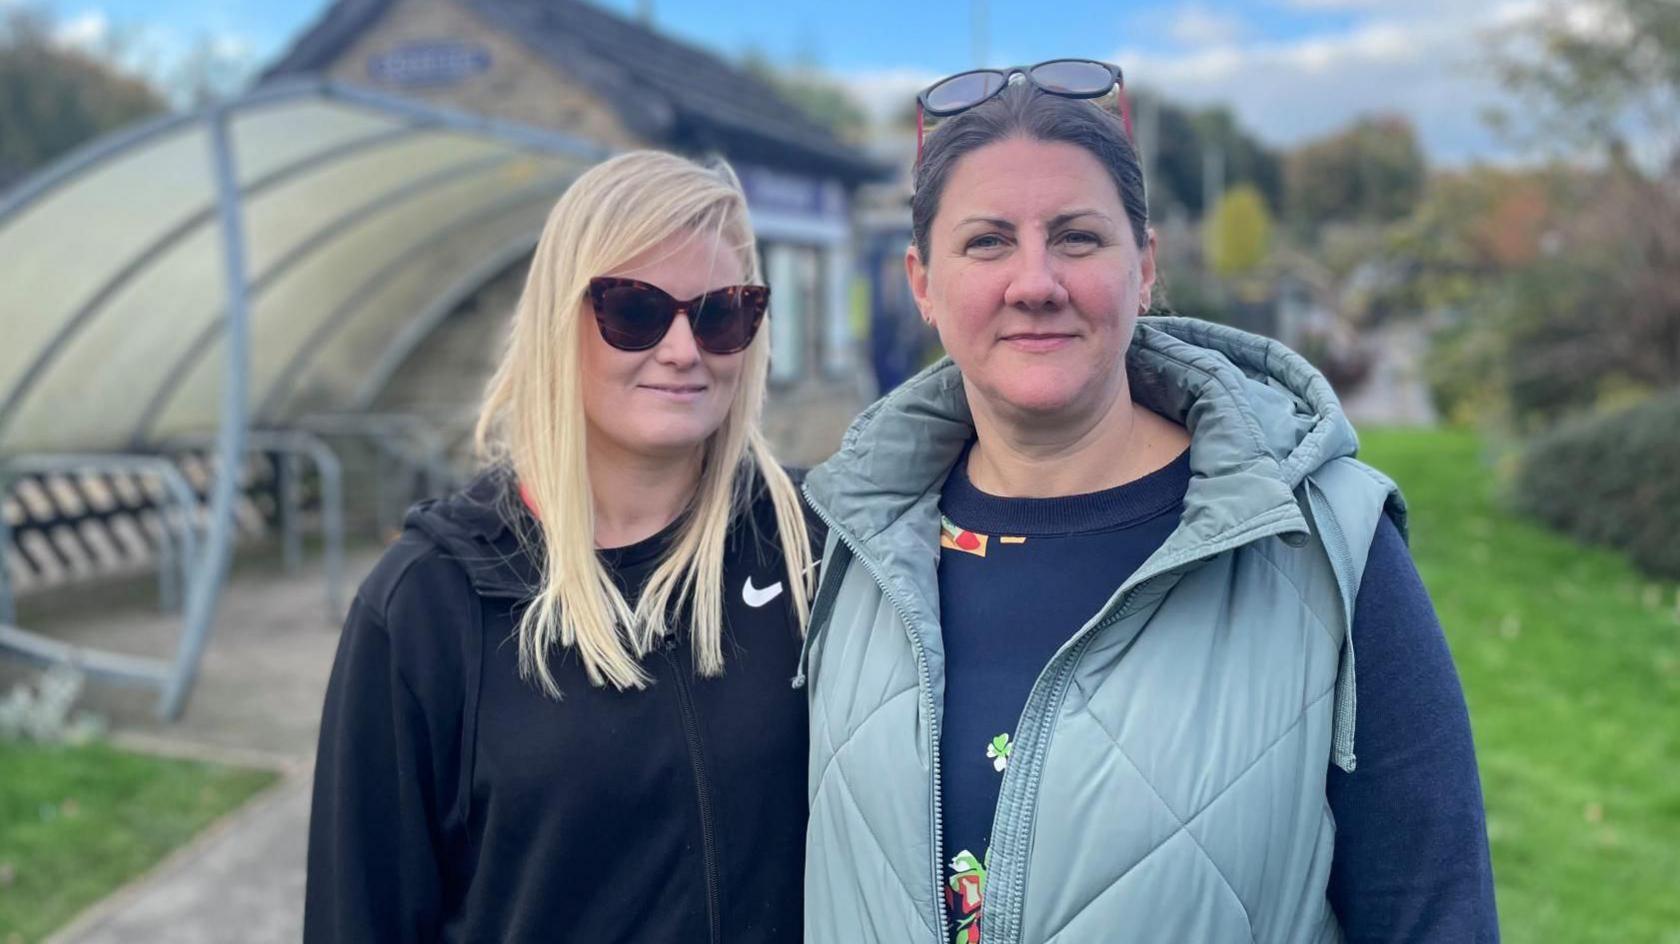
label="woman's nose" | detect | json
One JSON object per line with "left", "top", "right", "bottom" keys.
{"left": 1001, "top": 243, "right": 1069, "bottom": 311}
{"left": 654, "top": 313, "right": 702, "bottom": 366}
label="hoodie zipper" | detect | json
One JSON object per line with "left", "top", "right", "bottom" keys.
{"left": 662, "top": 643, "right": 723, "bottom": 944}
{"left": 802, "top": 489, "right": 951, "bottom": 942}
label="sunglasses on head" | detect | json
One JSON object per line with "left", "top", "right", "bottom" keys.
{"left": 585, "top": 276, "right": 768, "bottom": 355}
{"left": 914, "top": 58, "right": 1132, "bottom": 164}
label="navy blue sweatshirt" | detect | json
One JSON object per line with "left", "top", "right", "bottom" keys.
{"left": 936, "top": 449, "right": 1498, "bottom": 943}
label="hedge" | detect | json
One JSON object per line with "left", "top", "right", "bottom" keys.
{"left": 1513, "top": 389, "right": 1680, "bottom": 578}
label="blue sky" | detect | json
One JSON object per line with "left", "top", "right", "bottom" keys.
{"left": 25, "top": 0, "right": 1543, "bottom": 164}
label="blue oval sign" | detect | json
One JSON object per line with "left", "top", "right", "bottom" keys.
{"left": 367, "top": 40, "right": 492, "bottom": 88}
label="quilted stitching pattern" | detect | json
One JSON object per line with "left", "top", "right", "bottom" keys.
{"left": 1074, "top": 685, "right": 1334, "bottom": 925}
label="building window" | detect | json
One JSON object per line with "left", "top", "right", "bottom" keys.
{"left": 765, "top": 242, "right": 822, "bottom": 385}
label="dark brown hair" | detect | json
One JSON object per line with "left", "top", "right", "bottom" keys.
{"left": 910, "top": 82, "right": 1149, "bottom": 262}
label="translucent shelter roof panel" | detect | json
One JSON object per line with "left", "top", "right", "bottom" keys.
{"left": 0, "top": 124, "right": 214, "bottom": 400}
{"left": 0, "top": 80, "right": 605, "bottom": 456}
{"left": 6, "top": 138, "right": 545, "bottom": 451}
{"left": 227, "top": 96, "right": 409, "bottom": 182}
{"left": 281, "top": 205, "right": 554, "bottom": 419}
{"left": 150, "top": 160, "right": 584, "bottom": 442}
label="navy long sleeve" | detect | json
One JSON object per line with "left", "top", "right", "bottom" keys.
{"left": 1326, "top": 516, "right": 1499, "bottom": 941}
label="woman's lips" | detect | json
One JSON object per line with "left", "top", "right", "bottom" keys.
{"left": 1001, "top": 333, "right": 1075, "bottom": 353}
{"left": 639, "top": 383, "right": 708, "bottom": 402}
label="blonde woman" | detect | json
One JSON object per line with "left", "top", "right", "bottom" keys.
{"left": 305, "top": 151, "right": 816, "bottom": 943}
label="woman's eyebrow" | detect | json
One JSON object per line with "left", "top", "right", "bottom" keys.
{"left": 1049, "top": 209, "right": 1112, "bottom": 227}
{"left": 955, "top": 216, "right": 1015, "bottom": 230}
{"left": 954, "top": 211, "right": 1113, "bottom": 230}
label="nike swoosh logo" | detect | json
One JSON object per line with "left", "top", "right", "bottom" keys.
{"left": 743, "top": 576, "right": 784, "bottom": 608}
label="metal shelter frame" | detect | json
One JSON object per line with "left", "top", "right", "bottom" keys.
{"left": 0, "top": 79, "right": 606, "bottom": 718}
{"left": 0, "top": 452, "right": 205, "bottom": 630}
{"left": 162, "top": 429, "right": 348, "bottom": 620}
{"left": 292, "top": 413, "right": 454, "bottom": 536}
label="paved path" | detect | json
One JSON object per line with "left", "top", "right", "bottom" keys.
{"left": 11, "top": 549, "right": 383, "bottom": 944}
{"left": 46, "top": 773, "right": 314, "bottom": 944}
{"left": 1342, "top": 320, "right": 1438, "bottom": 427}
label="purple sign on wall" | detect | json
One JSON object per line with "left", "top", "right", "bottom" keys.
{"left": 737, "top": 164, "right": 845, "bottom": 221}
{"left": 368, "top": 41, "right": 492, "bottom": 88}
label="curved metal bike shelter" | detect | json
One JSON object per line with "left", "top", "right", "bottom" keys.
{"left": 0, "top": 80, "right": 604, "bottom": 718}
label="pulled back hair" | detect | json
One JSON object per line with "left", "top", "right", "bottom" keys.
{"left": 910, "top": 82, "right": 1149, "bottom": 262}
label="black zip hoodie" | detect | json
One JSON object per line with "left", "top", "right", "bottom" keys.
{"left": 304, "top": 466, "right": 818, "bottom": 943}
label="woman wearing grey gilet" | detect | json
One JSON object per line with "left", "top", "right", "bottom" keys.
{"left": 797, "top": 65, "right": 1497, "bottom": 943}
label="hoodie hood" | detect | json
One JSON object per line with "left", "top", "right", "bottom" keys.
{"left": 803, "top": 317, "right": 1362, "bottom": 616}
{"left": 404, "top": 466, "right": 543, "bottom": 601}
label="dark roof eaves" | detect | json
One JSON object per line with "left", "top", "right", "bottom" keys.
{"left": 259, "top": 0, "right": 885, "bottom": 182}
{"left": 261, "top": 0, "right": 396, "bottom": 82}
{"left": 474, "top": 0, "right": 881, "bottom": 181}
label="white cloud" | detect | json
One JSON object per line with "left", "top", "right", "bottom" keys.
{"left": 1275, "top": 0, "right": 1444, "bottom": 11}
{"left": 839, "top": 66, "right": 939, "bottom": 125}
{"left": 1168, "top": 6, "right": 1248, "bottom": 48}
{"left": 1278, "top": 0, "right": 1374, "bottom": 9}
{"left": 1117, "top": 0, "right": 1544, "bottom": 163}
{"left": 820, "top": 1, "right": 1559, "bottom": 164}
{"left": 52, "top": 9, "right": 110, "bottom": 53}
{"left": 209, "top": 32, "right": 253, "bottom": 62}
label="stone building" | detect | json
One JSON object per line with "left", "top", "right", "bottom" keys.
{"left": 263, "top": 0, "right": 884, "bottom": 463}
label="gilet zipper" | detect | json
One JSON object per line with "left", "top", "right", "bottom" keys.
{"left": 801, "top": 490, "right": 951, "bottom": 941}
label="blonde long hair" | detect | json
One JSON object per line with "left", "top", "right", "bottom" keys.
{"left": 475, "top": 150, "right": 814, "bottom": 695}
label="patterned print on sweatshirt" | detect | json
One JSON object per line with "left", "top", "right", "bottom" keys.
{"left": 946, "top": 733, "right": 1012, "bottom": 944}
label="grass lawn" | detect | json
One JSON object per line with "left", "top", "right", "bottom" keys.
{"left": 0, "top": 740, "right": 277, "bottom": 942}
{"left": 1361, "top": 427, "right": 1680, "bottom": 944}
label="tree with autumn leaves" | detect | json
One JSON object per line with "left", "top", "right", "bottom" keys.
{"left": 1398, "top": 0, "right": 1680, "bottom": 428}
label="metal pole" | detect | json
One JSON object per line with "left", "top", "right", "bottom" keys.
{"left": 153, "top": 503, "right": 180, "bottom": 612}
{"left": 170, "top": 431, "right": 347, "bottom": 620}
{"left": 388, "top": 417, "right": 451, "bottom": 499}
{"left": 280, "top": 451, "right": 302, "bottom": 573}
{"left": 374, "top": 443, "right": 394, "bottom": 537}
{"left": 146, "top": 462, "right": 199, "bottom": 610}
{"left": 320, "top": 413, "right": 453, "bottom": 495}
{"left": 160, "top": 104, "right": 251, "bottom": 721}
{"left": 314, "top": 441, "right": 345, "bottom": 619}
{"left": 253, "top": 432, "right": 347, "bottom": 620}
{"left": 0, "top": 471, "right": 15, "bottom": 626}
{"left": 366, "top": 414, "right": 451, "bottom": 498}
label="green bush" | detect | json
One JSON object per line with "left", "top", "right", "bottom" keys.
{"left": 1513, "top": 389, "right": 1680, "bottom": 578}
